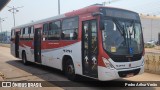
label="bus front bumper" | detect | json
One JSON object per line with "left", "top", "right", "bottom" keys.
{"left": 98, "top": 64, "right": 144, "bottom": 81}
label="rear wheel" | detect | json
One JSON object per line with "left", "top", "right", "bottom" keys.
{"left": 64, "top": 59, "right": 77, "bottom": 81}
{"left": 22, "top": 52, "right": 28, "bottom": 65}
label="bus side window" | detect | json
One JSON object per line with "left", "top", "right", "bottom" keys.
{"left": 48, "top": 21, "right": 61, "bottom": 40}
{"left": 62, "top": 17, "right": 78, "bottom": 40}
{"left": 25, "top": 27, "right": 29, "bottom": 40}
{"left": 28, "top": 26, "right": 34, "bottom": 39}
{"left": 28, "top": 27, "right": 31, "bottom": 34}
{"left": 31, "top": 26, "right": 34, "bottom": 34}
{"left": 43, "top": 23, "right": 48, "bottom": 40}
{"left": 11, "top": 29, "right": 15, "bottom": 41}
{"left": 28, "top": 27, "right": 32, "bottom": 40}
{"left": 20, "top": 28, "right": 23, "bottom": 40}
{"left": 23, "top": 28, "right": 25, "bottom": 34}
{"left": 73, "top": 29, "right": 78, "bottom": 40}
{"left": 61, "top": 31, "right": 65, "bottom": 39}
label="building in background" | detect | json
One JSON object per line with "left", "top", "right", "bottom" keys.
{"left": 140, "top": 14, "right": 160, "bottom": 44}
{"left": 0, "top": 31, "right": 11, "bottom": 43}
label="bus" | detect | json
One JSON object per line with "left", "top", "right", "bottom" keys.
{"left": 10, "top": 5, "right": 144, "bottom": 81}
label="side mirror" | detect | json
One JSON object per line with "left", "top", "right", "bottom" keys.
{"left": 92, "top": 12, "right": 104, "bottom": 30}
{"left": 100, "top": 20, "right": 105, "bottom": 30}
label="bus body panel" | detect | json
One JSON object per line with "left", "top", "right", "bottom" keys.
{"left": 108, "top": 57, "right": 144, "bottom": 70}
{"left": 16, "top": 40, "right": 83, "bottom": 75}
{"left": 41, "top": 41, "right": 82, "bottom": 75}
{"left": 19, "top": 44, "right": 35, "bottom": 62}
{"left": 11, "top": 43, "right": 15, "bottom": 56}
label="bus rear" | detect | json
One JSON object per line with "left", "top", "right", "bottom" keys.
{"left": 97, "top": 7, "right": 144, "bottom": 80}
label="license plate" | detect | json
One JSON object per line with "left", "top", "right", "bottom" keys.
{"left": 126, "top": 73, "right": 134, "bottom": 78}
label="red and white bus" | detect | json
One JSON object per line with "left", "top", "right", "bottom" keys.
{"left": 10, "top": 5, "right": 144, "bottom": 81}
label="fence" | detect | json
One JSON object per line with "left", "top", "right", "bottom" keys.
{"left": 0, "top": 31, "right": 10, "bottom": 44}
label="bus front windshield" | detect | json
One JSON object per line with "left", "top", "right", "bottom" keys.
{"left": 102, "top": 18, "right": 143, "bottom": 55}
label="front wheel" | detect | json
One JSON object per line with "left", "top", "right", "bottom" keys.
{"left": 65, "top": 59, "right": 77, "bottom": 81}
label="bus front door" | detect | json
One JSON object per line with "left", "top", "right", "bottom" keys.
{"left": 15, "top": 32, "right": 20, "bottom": 58}
{"left": 34, "top": 28, "right": 41, "bottom": 63}
{"left": 82, "top": 20, "right": 98, "bottom": 78}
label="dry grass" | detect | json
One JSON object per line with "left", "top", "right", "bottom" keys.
{"left": 145, "top": 46, "right": 160, "bottom": 53}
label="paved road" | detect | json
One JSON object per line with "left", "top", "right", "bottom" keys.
{"left": 0, "top": 46, "right": 160, "bottom": 90}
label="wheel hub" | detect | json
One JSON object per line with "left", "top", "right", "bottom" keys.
{"left": 67, "top": 65, "right": 74, "bottom": 74}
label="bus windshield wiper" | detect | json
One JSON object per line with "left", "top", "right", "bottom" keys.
{"left": 113, "top": 18, "right": 127, "bottom": 45}
{"left": 129, "top": 20, "right": 136, "bottom": 44}
{"left": 123, "top": 25, "right": 130, "bottom": 54}
{"left": 124, "top": 21, "right": 136, "bottom": 55}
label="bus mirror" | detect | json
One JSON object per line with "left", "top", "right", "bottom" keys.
{"left": 92, "top": 12, "right": 104, "bottom": 30}
{"left": 100, "top": 20, "right": 105, "bottom": 30}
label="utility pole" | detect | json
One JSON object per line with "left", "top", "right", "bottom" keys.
{"left": 151, "top": 18, "right": 153, "bottom": 40}
{"left": 58, "top": 0, "right": 60, "bottom": 15}
{"left": 8, "top": 6, "right": 23, "bottom": 27}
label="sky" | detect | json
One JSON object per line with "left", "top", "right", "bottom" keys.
{"left": 0, "top": 0, "right": 160, "bottom": 32}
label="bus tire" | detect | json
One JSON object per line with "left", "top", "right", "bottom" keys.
{"left": 22, "top": 51, "right": 28, "bottom": 65}
{"left": 64, "top": 59, "right": 77, "bottom": 81}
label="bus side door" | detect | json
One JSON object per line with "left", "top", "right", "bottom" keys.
{"left": 82, "top": 20, "right": 98, "bottom": 78}
{"left": 15, "top": 31, "right": 20, "bottom": 58}
{"left": 34, "top": 28, "right": 42, "bottom": 63}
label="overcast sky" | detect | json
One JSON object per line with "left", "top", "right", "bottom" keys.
{"left": 0, "top": 0, "right": 160, "bottom": 32}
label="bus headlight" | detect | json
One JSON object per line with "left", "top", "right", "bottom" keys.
{"left": 102, "top": 57, "right": 115, "bottom": 69}
{"left": 141, "top": 59, "right": 145, "bottom": 66}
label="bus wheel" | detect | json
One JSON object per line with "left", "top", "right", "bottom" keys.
{"left": 22, "top": 52, "right": 28, "bottom": 65}
{"left": 65, "top": 59, "right": 77, "bottom": 81}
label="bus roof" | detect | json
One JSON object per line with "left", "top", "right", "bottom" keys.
{"left": 12, "top": 5, "right": 138, "bottom": 30}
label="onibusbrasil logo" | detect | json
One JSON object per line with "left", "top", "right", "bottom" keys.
{"left": 1, "top": 82, "right": 42, "bottom": 87}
